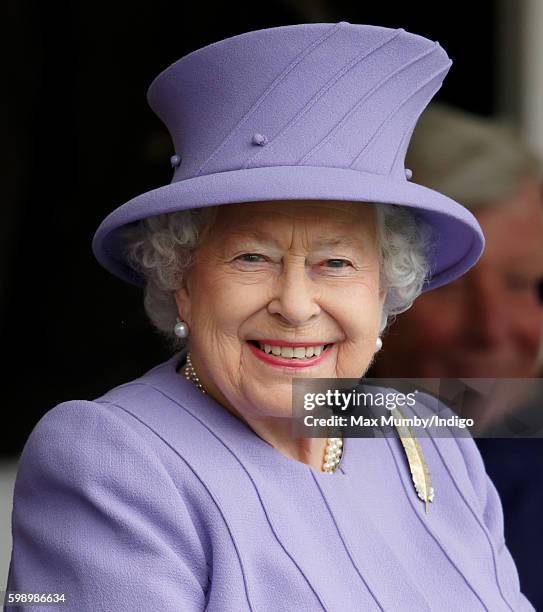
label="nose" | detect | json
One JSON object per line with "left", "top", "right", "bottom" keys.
{"left": 267, "top": 257, "right": 321, "bottom": 326}
{"left": 467, "top": 274, "right": 509, "bottom": 346}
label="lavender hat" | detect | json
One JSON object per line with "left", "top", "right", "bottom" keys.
{"left": 92, "top": 21, "right": 484, "bottom": 291}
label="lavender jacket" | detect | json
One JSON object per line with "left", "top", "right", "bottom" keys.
{"left": 6, "top": 349, "right": 534, "bottom": 611}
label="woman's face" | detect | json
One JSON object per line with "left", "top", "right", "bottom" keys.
{"left": 175, "top": 199, "right": 385, "bottom": 419}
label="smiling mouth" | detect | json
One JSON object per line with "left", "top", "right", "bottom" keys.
{"left": 248, "top": 340, "right": 334, "bottom": 360}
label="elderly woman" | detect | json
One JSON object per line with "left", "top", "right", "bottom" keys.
{"left": 6, "top": 22, "right": 534, "bottom": 611}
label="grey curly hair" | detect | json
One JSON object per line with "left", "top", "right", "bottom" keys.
{"left": 120, "top": 203, "right": 434, "bottom": 351}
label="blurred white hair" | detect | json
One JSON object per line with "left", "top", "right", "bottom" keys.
{"left": 405, "top": 102, "right": 543, "bottom": 209}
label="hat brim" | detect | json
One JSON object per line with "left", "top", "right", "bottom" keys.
{"left": 92, "top": 165, "right": 484, "bottom": 291}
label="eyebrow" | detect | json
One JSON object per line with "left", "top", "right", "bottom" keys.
{"left": 233, "top": 229, "right": 363, "bottom": 249}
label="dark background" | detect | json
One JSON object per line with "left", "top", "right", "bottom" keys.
{"left": 3, "top": 0, "right": 499, "bottom": 457}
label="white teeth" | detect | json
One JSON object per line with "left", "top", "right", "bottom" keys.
{"left": 282, "top": 346, "right": 294, "bottom": 358}
{"left": 255, "top": 342, "right": 329, "bottom": 358}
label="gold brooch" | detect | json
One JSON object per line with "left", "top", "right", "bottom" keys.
{"left": 391, "top": 405, "right": 435, "bottom": 514}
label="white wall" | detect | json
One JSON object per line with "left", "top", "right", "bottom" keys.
{"left": 520, "top": 0, "right": 543, "bottom": 159}
{"left": 497, "top": 0, "right": 543, "bottom": 154}
{"left": 0, "top": 459, "right": 18, "bottom": 589}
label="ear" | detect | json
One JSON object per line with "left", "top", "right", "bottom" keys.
{"left": 174, "top": 279, "right": 192, "bottom": 325}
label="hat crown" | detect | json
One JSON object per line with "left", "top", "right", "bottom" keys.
{"left": 147, "top": 22, "right": 451, "bottom": 183}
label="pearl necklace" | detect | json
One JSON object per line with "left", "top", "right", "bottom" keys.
{"left": 182, "top": 351, "right": 343, "bottom": 473}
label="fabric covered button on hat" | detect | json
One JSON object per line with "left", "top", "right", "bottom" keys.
{"left": 405, "top": 168, "right": 413, "bottom": 180}
{"left": 170, "top": 154, "right": 182, "bottom": 168}
{"left": 252, "top": 133, "right": 268, "bottom": 146}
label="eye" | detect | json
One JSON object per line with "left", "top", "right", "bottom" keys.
{"left": 323, "top": 258, "right": 352, "bottom": 268}
{"left": 235, "top": 253, "right": 267, "bottom": 263}
{"left": 505, "top": 275, "right": 535, "bottom": 291}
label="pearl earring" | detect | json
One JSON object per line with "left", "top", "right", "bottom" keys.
{"left": 174, "top": 318, "right": 189, "bottom": 339}
{"left": 375, "top": 337, "right": 383, "bottom": 351}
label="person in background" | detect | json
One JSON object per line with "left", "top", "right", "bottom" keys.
{"left": 369, "top": 102, "right": 543, "bottom": 609}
